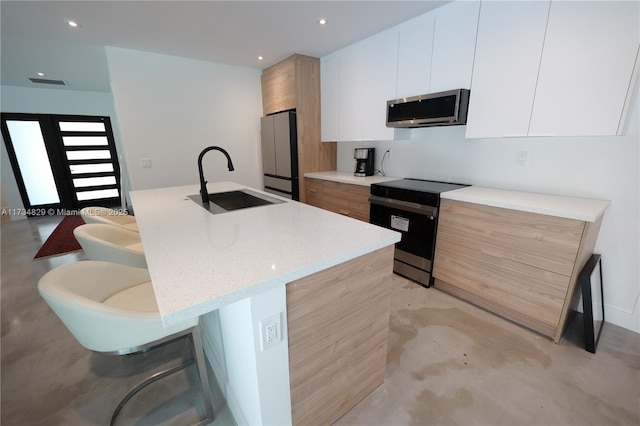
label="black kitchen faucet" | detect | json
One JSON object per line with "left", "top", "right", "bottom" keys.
{"left": 197, "top": 146, "right": 235, "bottom": 205}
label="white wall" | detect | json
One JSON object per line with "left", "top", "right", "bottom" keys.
{"left": 336, "top": 73, "right": 640, "bottom": 334}
{"left": 0, "top": 85, "right": 124, "bottom": 219}
{"left": 105, "top": 47, "right": 263, "bottom": 192}
{"left": 200, "top": 284, "right": 291, "bottom": 425}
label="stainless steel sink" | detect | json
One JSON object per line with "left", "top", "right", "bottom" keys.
{"left": 188, "top": 189, "right": 284, "bottom": 214}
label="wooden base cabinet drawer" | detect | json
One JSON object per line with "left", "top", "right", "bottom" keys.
{"left": 434, "top": 239, "right": 568, "bottom": 337}
{"left": 322, "top": 180, "right": 370, "bottom": 199}
{"left": 305, "top": 178, "right": 324, "bottom": 208}
{"left": 438, "top": 199, "right": 584, "bottom": 276}
{"left": 434, "top": 198, "right": 604, "bottom": 342}
{"left": 304, "top": 178, "right": 370, "bottom": 222}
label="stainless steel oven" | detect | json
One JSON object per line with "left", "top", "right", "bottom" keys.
{"left": 369, "top": 179, "right": 468, "bottom": 287}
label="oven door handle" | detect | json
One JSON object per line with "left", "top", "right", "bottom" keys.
{"left": 369, "top": 195, "right": 438, "bottom": 218}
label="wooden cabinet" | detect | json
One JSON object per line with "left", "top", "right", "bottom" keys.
{"left": 305, "top": 178, "right": 370, "bottom": 222}
{"left": 304, "top": 177, "right": 324, "bottom": 209}
{"left": 287, "top": 246, "right": 393, "bottom": 425}
{"left": 261, "top": 58, "right": 296, "bottom": 115}
{"left": 465, "top": 1, "right": 550, "bottom": 139}
{"left": 433, "top": 198, "right": 603, "bottom": 342}
{"left": 261, "top": 55, "right": 337, "bottom": 202}
{"left": 466, "top": 0, "right": 639, "bottom": 138}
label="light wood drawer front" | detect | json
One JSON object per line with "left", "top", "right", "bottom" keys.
{"left": 324, "top": 181, "right": 369, "bottom": 221}
{"left": 305, "top": 178, "right": 323, "bottom": 192}
{"left": 324, "top": 195, "right": 354, "bottom": 216}
{"left": 434, "top": 238, "right": 568, "bottom": 337}
{"left": 438, "top": 199, "right": 584, "bottom": 277}
{"left": 350, "top": 202, "right": 370, "bottom": 222}
{"left": 322, "top": 180, "right": 370, "bottom": 199}
{"left": 323, "top": 195, "right": 370, "bottom": 221}
{"left": 305, "top": 179, "right": 370, "bottom": 222}
{"left": 305, "top": 178, "right": 325, "bottom": 208}
{"left": 305, "top": 189, "right": 324, "bottom": 208}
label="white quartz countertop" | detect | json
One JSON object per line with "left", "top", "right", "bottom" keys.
{"left": 130, "top": 182, "right": 401, "bottom": 326}
{"left": 304, "top": 171, "right": 401, "bottom": 186}
{"left": 442, "top": 186, "right": 610, "bottom": 222}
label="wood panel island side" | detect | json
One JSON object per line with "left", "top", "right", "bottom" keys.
{"left": 130, "top": 181, "right": 400, "bottom": 425}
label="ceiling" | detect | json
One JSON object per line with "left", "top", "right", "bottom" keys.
{"left": 0, "top": 0, "right": 450, "bottom": 93}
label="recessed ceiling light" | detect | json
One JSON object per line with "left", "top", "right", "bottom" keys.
{"left": 258, "top": 56, "right": 264, "bottom": 61}
{"left": 37, "top": 72, "right": 44, "bottom": 76}
{"left": 66, "top": 20, "right": 80, "bottom": 28}
{"left": 318, "top": 18, "right": 327, "bottom": 25}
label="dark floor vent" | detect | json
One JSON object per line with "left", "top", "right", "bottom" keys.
{"left": 28, "top": 78, "right": 67, "bottom": 86}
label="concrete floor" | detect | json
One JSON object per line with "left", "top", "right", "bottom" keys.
{"left": 1, "top": 215, "right": 233, "bottom": 426}
{"left": 2, "top": 215, "right": 639, "bottom": 425}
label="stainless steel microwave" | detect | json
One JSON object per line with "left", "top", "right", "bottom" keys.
{"left": 386, "top": 89, "right": 470, "bottom": 128}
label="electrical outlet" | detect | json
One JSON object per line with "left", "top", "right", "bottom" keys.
{"left": 141, "top": 158, "right": 153, "bottom": 169}
{"left": 260, "top": 313, "right": 282, "bottom": 351}
{"left": 516, "top": 151, "right": 528, "bottom": 167}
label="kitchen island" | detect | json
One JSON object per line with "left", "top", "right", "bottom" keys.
{"left": 130, "top": 181, "right": 400, "bottom": 425}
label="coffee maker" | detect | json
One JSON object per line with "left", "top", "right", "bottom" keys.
{"left": 354, "top": 148, "right": 375, "bottom": 177}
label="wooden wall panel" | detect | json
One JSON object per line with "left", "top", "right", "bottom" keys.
{"left": 286, "top": 246, "right": 394, "bottom": 425}
{"left": 554, "top": 215, "right": 604, "bottom": 341}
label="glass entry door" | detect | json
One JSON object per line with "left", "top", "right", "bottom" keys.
{"left": 1, "top": 113, "right": 121, "bottom": 215}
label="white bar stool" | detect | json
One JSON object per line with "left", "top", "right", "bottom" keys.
{"left": 37, "top": 260, "right": 215, "bottom": 425}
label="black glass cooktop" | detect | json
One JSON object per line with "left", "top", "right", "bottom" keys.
{"left": 370, "top": 178, "right": 469, "bottom": 206}
{"left": 376, "top": 178, "right": 468, "bottom": 194}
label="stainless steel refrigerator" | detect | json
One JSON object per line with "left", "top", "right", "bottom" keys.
{"left": 261, "top": 110, "right": 299, "bottom": 200}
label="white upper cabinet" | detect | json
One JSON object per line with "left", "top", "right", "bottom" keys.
{"left": 396, "top": 14, "right": 435, "bottom": 99}
{"left": 429, "top": 1, "right": 480, "bottom": 93}
{"left": 338, "top": 46, "right": 363, "bottom": 141}
{"left": 321, "top": 0, "right": 639, "bottom": 141}
{"left": 358, "top": 33, "right": 399, "bottom": 141}
{"left": 335, "top": 33, "right": 399, "bottom": 142}
{"left": 465, "top": 1, "right": 550, "bottom": 139}
{"left": 395, "top": 2, "right": 480, "bottom": 100}
{"left": 529, "top": 1, "right": 640, "bottom": 137}
{"left": 467, "top": 0, "right": 639, "bottom": 139}
{"left": 321, "top": 55, "right": 340, "bottom": 142}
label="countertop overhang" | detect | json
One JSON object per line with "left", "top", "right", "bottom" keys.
{"left": 442, "top": 186, "right": 610, "bottom": 222}
{"left": 304, "top": 171, "right": 401, "bottom": 186}
{"left": 130, "top": 181, "right": 401, "bottom": 327}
